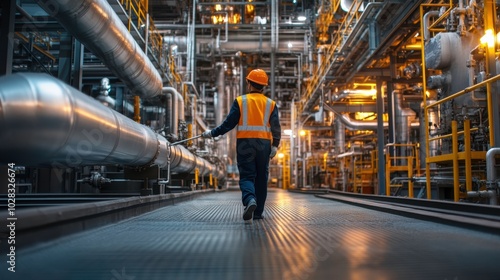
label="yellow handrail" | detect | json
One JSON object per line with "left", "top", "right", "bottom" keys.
{"left": 119, "top": 0, "right": 163, "bottom": 65}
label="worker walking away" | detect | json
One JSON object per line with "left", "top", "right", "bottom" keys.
{"left": 202, "top": 69, "right": 281, "bottom": 221}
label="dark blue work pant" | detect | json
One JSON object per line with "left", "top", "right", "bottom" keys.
{"left": 236, "top": 138, "right": 271, "bottom": 216}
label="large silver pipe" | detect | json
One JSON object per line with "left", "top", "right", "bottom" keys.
{"left": 0, "top": 73, "right": 223, "bottom": 179}
{"left": 335, "top": 118, "right": 346, "bottom": 154}
{"left": 215, "top": 62, "right": 228, "bottom": 159}
{"left": 34, "top": 0, "right": 163, "bottom": 99}
{"left": 394, "top": 91, "right": 416, "bottom": 144}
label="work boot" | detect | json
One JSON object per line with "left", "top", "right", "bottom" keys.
{"left": 253, "top": 214, "right": 264, "bottom": 220}
{"left": 243, "top": 199, "right": 257, "bottom": 221}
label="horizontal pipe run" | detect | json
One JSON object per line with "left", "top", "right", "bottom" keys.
{"left": 34, "top": 0, "right": 163, "bottom": 99}
{"left": 0, "top": 73, "right": 222, "bottom": 179}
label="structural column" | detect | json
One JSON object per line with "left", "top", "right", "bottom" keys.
{"left": 0, "top": 0, "right": 16, "bottom": 75}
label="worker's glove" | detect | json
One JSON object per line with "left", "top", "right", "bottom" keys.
{"left": 202, "top": 130, "right": 213, "bottom": 138}
{"left": 270, "top": 146, "right": 278, "bottom": 159}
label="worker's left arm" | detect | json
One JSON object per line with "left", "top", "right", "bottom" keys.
{"left": 211, "top": 99, "right": 240, "bottom": 137}
{"left": 269, "top": 103, "right": 281, "bottom": 148}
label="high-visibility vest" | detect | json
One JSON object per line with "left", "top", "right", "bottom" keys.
{"left": 236, "top": 93, "right": 275, "bottom": 140}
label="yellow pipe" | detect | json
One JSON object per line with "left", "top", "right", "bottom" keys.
{"left": 452, "top": 121, "right": 459, "bottom": 202}
{"left": 464, "top": 120, "right": 472, "bottom": 192}
{"left": 195, "top": 168, "right": 199, "bottom": 185}
{"left": 414, "top": 144, "right": 420, "bottom": 176}
{"left": 385, "top": 151, "right": 391, "bottom": 196}
{"left": 133, "top": 95, "right": 141, "bottom": 123}
{"left": 187, "top": 123, "right": 193, "bottom": 146}
{"left": 408, "top": 157, "right": 414, "bottom": 198}
{"left": 487, "top": 83, "right": 495, "bottom": 145}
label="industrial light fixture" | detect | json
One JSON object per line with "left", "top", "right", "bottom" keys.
{"left": 297, "top": 15, "right": 307, "bottom": 21}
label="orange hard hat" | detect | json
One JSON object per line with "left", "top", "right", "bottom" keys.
{"left": 246, "top": 69, "right": 268, "bottom": 86}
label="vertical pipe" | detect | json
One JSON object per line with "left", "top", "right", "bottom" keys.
{"left": 226, "top": 79, "right": 236, "bottom": 171}
{"left": 302, "top": 157, "right": 307, "bottom": 188}
{"left": 145, "top": 13, "right": 149, "bottom": 56}
{"left": 163, "top": 87, "right": 183, "bottom": 139}
{"left": 408, "top": 156, "right": 414, "bottom": 198}
{"left": 165, "top": 93, "right": 173, "bottom": 135}
{"left": 195, "top": 168, "right": 199, "bottom": 185}
{"left": 452, "top": 121, "right": 459, "bottom": 202}
{"left": 394, "top": 91, "right": 409, "bottom": 144}
{"left": 385, "top": 149, "right": 391, "bottom": 196}
{"left": 216, "top": 62, "right": 227, "bottom": 159}
{"left": 0, "top": 0, "right": 15, "bottom": 75}
{"left": 291, "top": 99, "right": 296, "bottom": 188}
{"left": 376, "top": 79, "right": 386, "bottom": 195}
{"left": 335, "top": 118, "right": 345, "bottom": 153}
{"left": 134, "top": 95, "right": 141, "bottom": 123}
{"left": 297, "top": 123, "right": 302, "bottom": 188}
{"left": 421, "top": 4, "right": 432, "bottom": 200}
{"left": 464, "top": 119, "right": 472, "bottom": 192}
{"left": 187, "top": 123, "right": 193, "bottom": 145}
{"left": 271, "top": 52, "right": 275, "bottom": 100}
{"left": 72, "top": 40, "right": 84, "bottom": 91}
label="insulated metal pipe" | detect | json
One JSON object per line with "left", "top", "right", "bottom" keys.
{"left": 34, "top": 0, "right": 163, "bottom": 99}
{"left": 467, "top": 147, "right": 500, "bottom": 205}
{"left": 163, "top": 87, "right": 184, "bottom": 140}
{"left": 0, "top": 73, "right": 222, "bottom": 178}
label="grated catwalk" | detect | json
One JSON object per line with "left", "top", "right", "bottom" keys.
{"left": 5, "top": 188, "right": 500, "bottom": 280}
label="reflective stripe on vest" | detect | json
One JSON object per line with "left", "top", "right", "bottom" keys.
{"left": 237, "top": 94, "right": 273, "bottom": 140}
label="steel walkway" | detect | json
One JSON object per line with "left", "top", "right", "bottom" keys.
{"left": 4, "top": 188, "right": 500, "bottom": 280}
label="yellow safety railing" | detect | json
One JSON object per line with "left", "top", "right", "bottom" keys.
{"left": 385, "top": 143, "right": 419, "bottom": 197}
{"left": 119, "top": 0, "right": 163, "bottom": 64}
{"left": 282, "top": 142, "right": 290, "bottom": 189}
{"left": 353, "top": 159, "right": 373, "bottom": 194}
